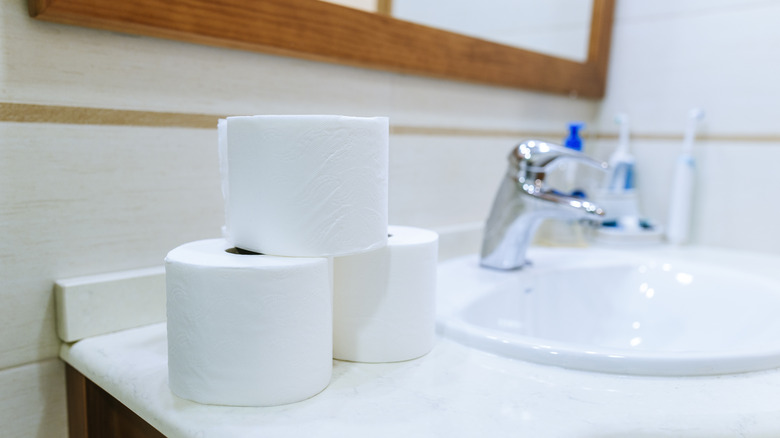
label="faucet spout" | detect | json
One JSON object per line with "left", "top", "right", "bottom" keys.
{"left": 480, "top": 139, "right": 607, "bottom": 270}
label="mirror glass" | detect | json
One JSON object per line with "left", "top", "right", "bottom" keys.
{"left": 322, "top": 0, "right": 594, "bottom": 62}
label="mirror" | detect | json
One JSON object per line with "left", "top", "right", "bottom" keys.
{"left": 324, "top": 0, "right": 594, "bottom": 62}
{"left": 29, "top": 0, "right": 614, "bottom": 97}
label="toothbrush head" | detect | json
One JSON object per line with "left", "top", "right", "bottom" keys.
{"left": 688, "top": 108, "right": 705, "bottom": 121}
{"left": 614, "top": 113, "right": 629, "bottom": 125}
{"left": 682, "top": 108, "right": 705, "bottom": 152}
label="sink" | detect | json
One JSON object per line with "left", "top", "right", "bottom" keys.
{"left": 436, "top": 245, "right": 780, "bottom": 376}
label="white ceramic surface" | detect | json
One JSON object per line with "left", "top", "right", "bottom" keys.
{"left": 437, "top": 245, "right": 780, "bottom": 376}
{"left": 61, "top": 321, "right": 780, "bottom": 437}
{"left": 55, "top": 266, "right": 166, "bottom": 343}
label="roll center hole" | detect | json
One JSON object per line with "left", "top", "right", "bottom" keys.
{"left": 225, "top": 247, "right": 263, "bottom": 255}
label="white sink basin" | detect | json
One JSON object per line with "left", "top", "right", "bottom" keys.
{"left": 437, "top": 246, "right": 780, "bottom": 376}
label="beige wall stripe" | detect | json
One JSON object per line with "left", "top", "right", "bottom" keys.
{"left": 2, "top": 102, "right": 780, "bottom": 143}
{"left": 0, "top": 102, "right": 563, "bottom": 138}
{"left": 0, "top": 102, "right": 219, "bottom": 129}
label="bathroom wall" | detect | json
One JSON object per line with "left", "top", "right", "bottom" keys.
{"left": 0, "top": 1, "right": 596, "bottom": 435}
{"left": 591, "top": 0, "right": 780, "bottom": 253}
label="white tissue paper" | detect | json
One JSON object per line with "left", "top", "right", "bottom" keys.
{"left": 225, "top": 115, "right": 389, "bottom": 257}
{"left": 333, "top": 225, "right": 439, "bottom": 363}
{"left": 165, "top": 238, "right": 332, "bottom": 406}
{"left": 217, "top": 118, "right": 229, "bottom": 238}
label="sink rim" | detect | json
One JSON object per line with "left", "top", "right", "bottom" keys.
{"left": 436, "top": 246, "right": 780, "bottom": 376}
{"left": 439, "top": 315, "right": 780, "bottom": 376}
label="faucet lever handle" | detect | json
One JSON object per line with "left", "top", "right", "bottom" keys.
{"left": 510, "top": 139, "right": 607, "bottom": 181}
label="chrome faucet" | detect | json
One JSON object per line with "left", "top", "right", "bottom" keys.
{"left": 480, "top": 139, "right": 608, "bottom": 270}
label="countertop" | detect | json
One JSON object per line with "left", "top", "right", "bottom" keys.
{"left": 62, "top": 321, "right": 780, "bottom": 437}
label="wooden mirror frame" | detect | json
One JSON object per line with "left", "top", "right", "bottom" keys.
{"left": 29, "top": 0, "right": 615, "bottom": 98}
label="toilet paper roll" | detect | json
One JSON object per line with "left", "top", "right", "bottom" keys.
{"left": 333, "top": 225, "right": 438, "bottom": 363}
{"left": 165, "top": 238, "right": 332, "bottom": 406}
{"left": 225, "top": 115, "right": 388, "bottom": 257}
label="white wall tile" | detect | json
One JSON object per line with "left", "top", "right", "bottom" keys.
{"left": 693, "top": 140, "right": 780, "bottom": 253}
{"left": 614, "top": 0, "right": 777, "bottom": 22}
{"left": 387, "top": 73, "right": 598, "bottom": 132}
{"left": 597, "top": 0, "right": 780, "bottom": 136}
{"left": 0, "top": 123, "right": 224, "bottom": 369}
{"left": 389, "top": 135, "right": 516, "bottom": 228}
{"left": 0, "top": 359, "right": 67, "bottom": 438}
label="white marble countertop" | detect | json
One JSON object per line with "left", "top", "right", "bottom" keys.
{"left": 62, "top": 320, "right": 780, "bottom": 437}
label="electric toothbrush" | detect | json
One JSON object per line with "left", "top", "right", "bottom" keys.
{"left": 607, "top": 113, "right": 635, "bottom": 193}
{"left": 666, "top": 108, "right": 705, "bottom": 245}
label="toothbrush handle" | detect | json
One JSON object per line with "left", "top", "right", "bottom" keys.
{"left": 666, "top": 155, "right": 695, "bottom": 244}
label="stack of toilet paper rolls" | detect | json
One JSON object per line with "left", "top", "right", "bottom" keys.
{"left": 165, "top": 115, "right": 438, "bottom": 407}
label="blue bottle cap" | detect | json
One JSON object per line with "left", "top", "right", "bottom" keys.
{"left": 565, "top": 122, "right": 584, "bottom": 151}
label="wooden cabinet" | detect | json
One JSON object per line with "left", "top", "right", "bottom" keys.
{"left": 65, "top": 364, "right": 166, "bottom": 438}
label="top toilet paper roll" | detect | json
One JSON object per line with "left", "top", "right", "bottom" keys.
{"left": 224, "top": 115, "right": 389, "bottom": 257}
